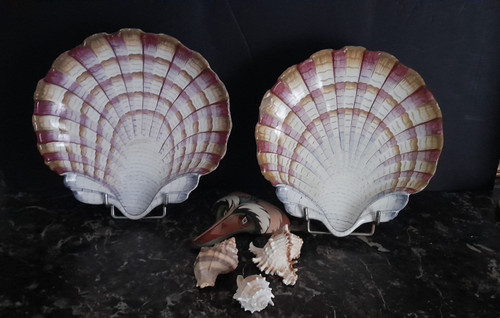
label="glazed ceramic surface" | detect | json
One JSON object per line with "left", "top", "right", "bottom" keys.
{"left": 256, "top": 46, "right": 443, "bottom": 236}
{"left": 33, "top": 29, "right": 231, "bottom": 219}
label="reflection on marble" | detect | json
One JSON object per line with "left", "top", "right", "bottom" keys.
{"left": 0, "top": 188, "right": 499, "bottom": 317}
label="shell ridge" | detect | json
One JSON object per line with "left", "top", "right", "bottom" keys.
{"left": 36, "top": 123, "right": 122, "bottom": 184}
{"left": 261, "top": 125, "right": 329, "bottom": 180}
{"left": 155, "top": 44, "right": 182, "bottom": 117}
{"left": 141, "top": 33, "right": 181, "bottom": 139}
{"left": 160, "top": 73, "right": 228, "bottom": 157}
{"left": 78, "top": 37, "right": 135, "bottom": 142}
{"left": 259, "top": 161, "right": 323, "bottom": 196}
{"left": 347, "top": 48, "right": 369, "bottom": 164}
{"left": 159, "top": 127, "right": 227, "bottom": 161}
{"left": 39, "top": 69, "right": 121, "bottom": 144}
{"left": 156, "top": 62, "right": 210, "bottom": 152}
{"left": 158, "top": 84, "right": 229, "bottom": 163}
{"left": 362, "top": 108, "right": 442, "bottom": 174}
{"left": 167, "top": 69, "right": 227, "bottom": 124}
{"left": 330, "top": 50, "right": 347, "bottom": 166}
{"left": 110, "top": 32, "right": 140, "bottom": 136}
{"left": 351, "top": 59, "right": 401, "bottom": 165}
{"left": 157, "top": 44, "right": 195, "bottom": 123}
{"left": 308, "top": 50, "right": 340, "bottom": 162}
{"left": 257, "top": 113, "right": 335, "bottom": 182}
{"left": 266, "top": 155, "right": 326, "bottom": 193}
{"left": 358, "top": 63, "right": 419, "bottom": 161}
{"left": 148, "top": 40, "right": 177, "bottom": 138}
{"left": 336, "top": 47, "right": 364, "bottom": 166}
{"left": 295, "top": 59, "right": 337, "bottom": 166}
{"left": 332, "top": 50, "right": 347, "bottom": 163}
{"left": 297, "top": 58, "right": 333, "bottom": 159}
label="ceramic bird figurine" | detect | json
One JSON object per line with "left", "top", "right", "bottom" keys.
{"left": 192, "top": 192, "right": 290, "bottom": 247}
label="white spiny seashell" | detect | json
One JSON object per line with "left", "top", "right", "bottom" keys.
{"left": 194, "top": 237, "right": 238, "bottom": 288}
{"left": 249, "top": 224, "right": 303, "bottom": 285}
{"left": 33, "top": 29, "right": 231, "bottom": 219}
{"left": 256, "top": 46, "right": 443, "bottom": 236}
{"left": 233, "top": 275, "right": 274, "bottom": 313}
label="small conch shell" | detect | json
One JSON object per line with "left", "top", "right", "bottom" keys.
{"left": 233, "top": 274, "right": 274, "bottom": 313}
{"left": 249, "top": 224, "right": 303, "bottom": 285}
{"left": 194, "top": 237, "right": 238, "bottom": 288}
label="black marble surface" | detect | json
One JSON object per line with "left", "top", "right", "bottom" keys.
{"left": 1, "top": 187, "right": 499, "bottom": 318}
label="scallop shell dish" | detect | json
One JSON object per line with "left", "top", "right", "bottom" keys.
{"left": 256, "top": 46, "right": 443, "bottom": 236}
{"left": 32, "top": 29, "right": 231, "bottom": 218}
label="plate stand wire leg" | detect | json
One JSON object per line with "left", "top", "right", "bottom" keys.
{"left": 304, "top": 207, "right": 381, "bottom": 236}
{"left": 104, "top": 193, "right": 168, "bottom": 219}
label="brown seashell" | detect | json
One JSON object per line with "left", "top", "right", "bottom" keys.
{"left": 194, "top": 237, "right": 238, "bottom": 288}
{"left": 249, "top": 224, "right": 303, "bottom": 285}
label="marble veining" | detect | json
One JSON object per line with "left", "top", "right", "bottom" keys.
{"left": 0, "top": 188, "right": 499, "bottom": 317}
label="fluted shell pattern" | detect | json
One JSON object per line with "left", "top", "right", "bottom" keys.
{"left": 194, "top": 237, "right": 238, "bottom": 288}
{"left": 249, "top": 225, "right": 303, "bottom": 285}
{"left": 33, "top": 29, "right": 231, "bottom": 218}
{"left": 233, "top": 275, "right": 274, "bottom": 313}
{"left": 256, "top": 47, "right": 443, "bottom": 236}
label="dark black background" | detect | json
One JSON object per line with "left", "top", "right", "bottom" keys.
{"left": 1, "top": 0, "right": 499, "bottom": 198}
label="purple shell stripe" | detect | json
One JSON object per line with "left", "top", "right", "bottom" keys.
{"left": 259, "top": 113, "right": 300, "bottom": 141}
{"left": 358, "top": 51, "right": 380, "bottom": 84}
{"left": 257, "top": 131, "right": 331, "bottom": 180}
{"left": 45, "top": 69, "right": 83, "bottom": 95}
{"left": 256, "top": 140, "right": 294, "bottom": 159}
{"left": 271, "top": 81, "right": 300, "bottom": 108}
{"left": 36, "top": 131, "right": 104, "bottom": 154}
{"left": 169, "top": 152, "right": 221, "bottom": 176}
{"left": 162, "top": 131, "right": 229, "bottom": 163}
{"left": 259, "top": 148, "right": 328, "bottom": 186}
{"left": 298, "top": 59, "right": 333, "bottom": 153}
{"left": 381, "top": 64, "right": 410, "bottom": 95}
{"left": 34, "top": 100, "right": 116, "bottom": 145}
{"left": 375, "top": 170, "right": 433, "bottom": 187}
{"left": 270, "top": 82, "right": 333, "bottom": 164}
{"left": 349, "top": 52, "right": 381, "bottom": 156}
{"left": 377, "top": 149, "right": 442, "bottom": 170}
{"left": 62, "top": 50, "right": 133, "bottom": 143}
{"left": 158, "top": 101, "right": 230, "bottom": 152}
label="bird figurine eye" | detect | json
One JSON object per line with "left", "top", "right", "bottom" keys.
{"left": 241, "top": 216, "right": 248, "bottom": 225}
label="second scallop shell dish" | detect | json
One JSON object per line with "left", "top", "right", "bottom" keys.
{"left": 32, "top": 29, "right": 231, "bottom": 218}
{"left": 256, "top": 46, "right": 443, "bottom": 236}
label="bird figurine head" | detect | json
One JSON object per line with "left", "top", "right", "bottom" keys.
{"left": 192, "top": 192, "right": 290, "bottom": 247}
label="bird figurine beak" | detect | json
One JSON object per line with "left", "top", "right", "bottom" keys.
{"left": 192, "top": 192, "right": 290, "bottom": 247}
